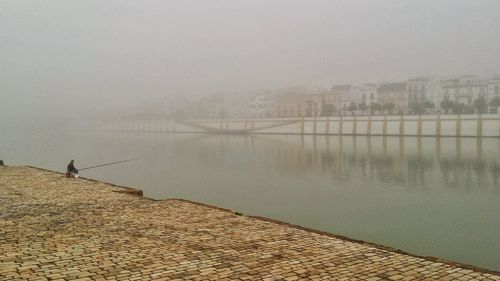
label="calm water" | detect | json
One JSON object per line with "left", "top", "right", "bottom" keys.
{"left": 1, "top": 123, "right": 500, "bottom": 271}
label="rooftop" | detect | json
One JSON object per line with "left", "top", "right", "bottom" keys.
{"left": 377, "top": 82, "right": 407, "bottom": 93}
{"left": 407, "top": 77, "right": 429, "bottom": 82}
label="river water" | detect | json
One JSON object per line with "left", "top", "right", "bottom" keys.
{"left": 1, "top": 123, "right": 499, "bottom": 271}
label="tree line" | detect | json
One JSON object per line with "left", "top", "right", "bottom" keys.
{"left": 340, "top": 96, "right": 500, "bottom": 116}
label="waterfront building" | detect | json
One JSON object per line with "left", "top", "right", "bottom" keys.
{"left": 307, "top": 89, "right": 342, "bottom": 116}
{"left": 425, "top": 79, "right": 445, "bottom": 113}
{"left": 273, "top": 87, "right": 342, "bottom": 118}
{"left": 407, "top": 77, "right": 429, "bottom": 104}
{"left": 332, "top": 85, "right": 352, "bottom": 116}
{"left": 273, "top": 86, "right": 316, "bottom": 117}
{"left": 376, "top": 82, "right": 408, "bottom": 114}
{"left": 340, "top": 83, "right": 377, "bottom": 115}
{"left": 249, "top": 93, "right": 275, "bottom": 118}
{"left": 182, "top": 73, "right": 500, "bottom": 119}
{"left": 442, "top": 75, "right": 488, "bottom": 107}
{"left": 487, "top": 75, "right": 500, "bottom": 113}
{"left": 273, "top": 94, "right": 310, "bottom": 117}
{"left": 407, "top": 77, "right": 444, "bottom": 114}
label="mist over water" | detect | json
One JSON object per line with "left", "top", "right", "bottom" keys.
{"left": 1, "top": 125, "right": 499, "bottom": 270}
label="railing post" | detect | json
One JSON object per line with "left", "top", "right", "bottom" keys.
{"left": 456, "top": 114, "right": 461, "bottom": 137}
{"left": 399, "top": 114, "right": 404, "bottom": 136}
{"left": 352, "top": 115, "right": 357, "bottom": 135}
{"left": 325, "top": 116, "right": 330, "bottom": 135}
{"left": 300, "top": 117, "right": 304, "bottom": 135}
{"left": 436, "top": 113, "right": 441, "bottom": 137}
{"left": 417, "top": 114, "right": 422, "bottom": 137}
{"left": 477, "top": 114, "right": 483, "bottom": 137}
{"left": 313, "top": 112, "right": 317, "bottom": 135}
{"left": 367, "top": 114, "right": 372, "bottom": 135}
{"left": 383, "top": 114, "right": 387, "bottom": 136}
{"left": 339, "top": 115, "right": 343, "bottom": 135}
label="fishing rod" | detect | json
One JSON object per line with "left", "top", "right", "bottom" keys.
{"left": 78, "top": 158, "right": 140, "bottom": 171}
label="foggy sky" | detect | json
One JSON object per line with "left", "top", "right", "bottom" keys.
{"left": 1, "top": 0, "right": 500, "bottom": 118}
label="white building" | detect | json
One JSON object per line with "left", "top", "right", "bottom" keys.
{"left": 376, "top": 82, "right": 408, "bottom": 114}
{"left": 249, "top": 94, "right": 275, "bottom": 118}
{"left": 407, "top": 76, "right": 471, "bottom": 114}
{"left": 424, "top": 79, "right": 444, "bottom": 112}
{"left": 300, "top": 88, "right": 342, "bottom": 117}
{"left": 487, "top": 75, "right": 500, "bottom": 113}
{"left": 442, "top": 75, "right": 488, "bottom": 105}
{"left": 332, "top": 85, "right": 351, "bottom": 115}
{"left": 406, "top": 77, "right": 443, "bottom": 107}
{"left": 340, "top": 84, "right": 377, "bottom": 115}
{"left": 487, "top": 75, "right": 500, "bottom": 100}
{"left": 407, "top": 77, "right": 428, "bottom": 104}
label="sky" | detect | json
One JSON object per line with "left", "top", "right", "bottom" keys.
{"left": 1, "top": 0, "right": 500, "bottom": 118}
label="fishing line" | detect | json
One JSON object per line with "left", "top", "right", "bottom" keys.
{"left": 78, "top": 158, "right": 140, "bottom": 171}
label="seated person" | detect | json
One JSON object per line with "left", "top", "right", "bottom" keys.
{"left": 66, "top": 160, "right": 79, "bottom": 178}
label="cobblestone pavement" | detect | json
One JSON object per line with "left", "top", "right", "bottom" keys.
{"left": 1, "top": 166, "right": 499, "bottom": 281}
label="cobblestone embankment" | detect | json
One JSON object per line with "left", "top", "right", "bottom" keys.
{"left": 0, "top": 166, "right": 499, "bottom": 281}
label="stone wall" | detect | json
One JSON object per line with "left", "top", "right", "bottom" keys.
{"left": 103, "top": 114, "right": 500, "bottom": 137}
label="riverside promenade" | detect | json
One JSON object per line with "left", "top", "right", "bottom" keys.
{"left": 1, "top": 166, "right": 499, "bottom": 281}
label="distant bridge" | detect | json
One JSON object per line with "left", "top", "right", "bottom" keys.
{"left": 176, "top": 119, "right": 303, "bottom": 134}
{"left": 105, "top": 114, "right": 500, "bottom": 138}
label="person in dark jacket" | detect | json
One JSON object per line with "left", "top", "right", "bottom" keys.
{"left": 66, "top": 160, "right": 79, "bottom": 177}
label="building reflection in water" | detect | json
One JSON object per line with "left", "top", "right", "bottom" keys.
{"left": 157, "top": 132, "right": 499, "bottom": 192}
{"left": 226, "top": 135, "right": 500, "bottom": 192}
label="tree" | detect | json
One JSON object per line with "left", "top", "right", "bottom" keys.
{"left": 306, "top": 100, "right": 313, "bottom": 117}
{"left": 382, "top": 102, "right": 395, "bottom": 115}
{"left": 490, "top": 96, "right": 500, "bottom": 107}
{"left": 358, "top": 101, "right": 368, "bottom": 113}
{"left": 440, "top": 98, "right": 453, "bottom": 114}
{"left": 473, "top": 96, "right": 487, "bottom": 114}
{"left": 321, "top": 104, "right": 336, "bottom": 116}
{"left": 409, "top": 102, "right": 424, "bottom": 114}
{"left": 489, "top": 96, "right": 500, "bottom": 113}
{"left": 423, "top": 100, "right": 435, "bottom": 109}
{"left": 451, "top": 102, "right": 465, "bottom": 114}
{"left": 347, "top": 102, "right": 357, "bottom": 115}
{"left": 464, "top": 104, "right": 475, "bottom": 114}
{"left": 370, "top": 102, "right": 382, "bottom": 115}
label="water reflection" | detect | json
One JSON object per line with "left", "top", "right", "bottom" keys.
{"left": 83, "top": 131, "right": 499, "bottom": 194}
{"left": 239, "top": 135, "right": 500, "bottom": 192}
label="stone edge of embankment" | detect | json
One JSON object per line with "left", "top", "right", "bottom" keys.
{"left": 168, "top": 198, "right": 500, "bottom": 277}
{"left": 26, "top": 165, "right": 145, "bottom": 197}
{"left": 11, "top": 165, "right": 500, "bottom": 277}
